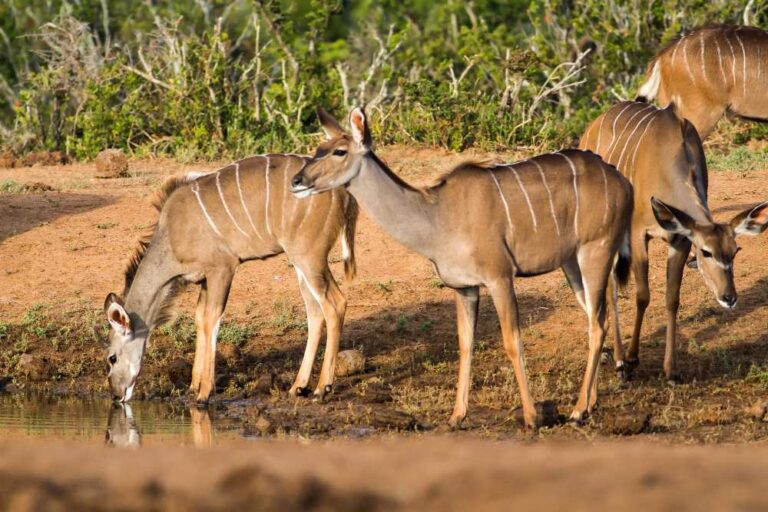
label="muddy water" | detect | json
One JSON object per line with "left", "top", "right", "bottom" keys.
{"left": 0, "top": 394, "right": 242, "bottom": 447}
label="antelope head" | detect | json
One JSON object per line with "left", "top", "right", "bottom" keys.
{"left": 651, "top": 197, "right": 768, "bottom": 309}
{"left": 104, "top": 293, "right": 147, "bottom": 402}
{"left": 291, "top": 107, "right": 371, "bottom": 196}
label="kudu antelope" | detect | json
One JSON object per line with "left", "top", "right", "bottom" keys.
{"left": 291, "top": 107, "right": 633, "bottom": 427}
{"left": 580, "top": 101, "right": 768, "bottom": 381}
{"left": 638, "top": 25, "right": 768, "bottom": 139}
{"left": 104, "top": 154, "right": 358, "bottom": 403}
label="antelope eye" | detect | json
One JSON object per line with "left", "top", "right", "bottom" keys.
{"left": 701, "top": 249, "right": 712, "bottom": 258}
{"left": 108, "top": 354, "right": 117, "bottom": 365}
{"left": 333, "top": 149, "right": 348, "bottom": 157}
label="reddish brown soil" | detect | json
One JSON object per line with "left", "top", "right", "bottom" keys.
{"left": 0, "top": 147, "right": 767, "bottom": 442}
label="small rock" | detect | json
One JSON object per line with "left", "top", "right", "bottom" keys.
{"left": 254, "top": 415, "right": 273, "bottom": 435}
{"left": 20, "top": 151, "right": 67, "bottom": 167}
{"left": 371, "top": 409, "right": 417, "bottom": 430}
{"left": 94, "top": 148, "right": 129, "bottom": 178}
{"left": 603, "top": 412, "right": 651, "bottom": 435}
{"left": 745, "top": 402, "right": 768, "bottom": 422}
{"left": 167, "top": 358, "right": 192, "bottom": 388}
{"left": 335, "top": 349, "right": 365, "bottom": 377}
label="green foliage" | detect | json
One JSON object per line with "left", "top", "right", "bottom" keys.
{"left": 0, "top": 1, "right": 765, "bottom": 159}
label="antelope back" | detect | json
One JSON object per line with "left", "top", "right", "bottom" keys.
{"left": 161, "top": 154, "right": 353, "bottom": 264}
{"left": 580, "top": 101, "right": 708, "bottom": 226}
{"left": 642, "top": 25, "right": 768, "bottom": 135}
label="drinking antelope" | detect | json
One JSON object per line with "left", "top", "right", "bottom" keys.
{"left": 291, "top": 107, "right": 633, "bottom": 427}
{"left": 580, "top": 100, "right": 768, "bottom": 381}
{"left": 638, "top": 25, "right": 768, "bottom": 139}
{"left": 104, "top": 154, "right": 358, "bottom": 403}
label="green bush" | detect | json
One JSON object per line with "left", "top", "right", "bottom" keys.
{"left": 0, "top": 0, "right": 764, "bottom": 160}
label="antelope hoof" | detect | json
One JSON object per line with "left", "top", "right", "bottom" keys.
{"left": 313, "top": 384, "right": 333, "bottom": 403}
{"left": 615, "top": 361, "right": 630, "bottom": 383}
{"left": 624, "top": 358, "right": 639, "bottom": 371}
{"left": 290, "top": 386, "right": 312, "bottom": 398}
{"left": 448, "top": 414, "right": 465, "bottom": 430}
{"left": 569, "top": 409, "right": 587, "bottom": 425}
{"left": 665, "top": 373, "right": 682, "bottom": 386}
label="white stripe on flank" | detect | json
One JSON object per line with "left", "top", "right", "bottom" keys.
{"left": 234, "top": 162, "right": 264, "bottom": 240}
{"left": 606, "top": 104, "right": 654, "bottom": 163}
{"left": 489, "top": 171, "right": 513, "bottom": 233}
{"left": 191, "top": 180, "right": 223, "bottom": 237}
{"left": 616, "top": 107, "right": 658, "bottom": 172}
{"left": 725, "top": 33, "right": 736, "bottom": 88}
{"left": 264, "top": 155, "right": 273, "bottom": 237}
{"left": 509, "top": 166, "right": 538, "bottom": 231}
{"left": 531, "top": 160, "right": 560, "bottom": 236}
{"left": 600, "top": 164, "right": 609, "bottom": 226}
{"left": 216, "top": 171, "right": 249, "bottom": 238}
{"left": 294, "top": 266, "right": 322, "bottom": 304}
{"left": 715, "top": 37, "right": 727, "bottom": 86}
{"left": 699, "top": 32, "right": 708, "bottom": 82}
{"left": 683, "top": 36, "right": 696, "bottom": 85}
{"left": 629, "top": 112, "right": 660, "bottom": 173}
{"left": 606, "top": 103, "right": 634, "bottom": 156}
{"left": 671, "top": 36, "right": 683, "bottom": 64}
{"left": 595, "top": 113, "right": 608, "bottom": 154}
{"left": 735, "top": 31, "right": 747, "bottom": 98}
{"left": 556, "top": 153, "right": 580, "bottom": 237}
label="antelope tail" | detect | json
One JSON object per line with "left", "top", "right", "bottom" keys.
{"left": 636, "top": 60, "right": 661, "bottom": 102}
{"left": 341, "top": 195, "right": 359, "bottom": 281}
{"left": 615, "top": 229, "right": 632, "bottom": 288}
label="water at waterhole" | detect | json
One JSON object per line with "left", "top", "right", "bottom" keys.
{"left": 0, "top": 393, "right": 245, "bottom": 447}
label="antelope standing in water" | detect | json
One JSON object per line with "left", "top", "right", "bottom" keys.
{"left": 291, "top": 107, "right": 633, "bottom": 427}
{"left": 104, "top": 154, "right": 358, "bottom": 403}
{"left": 580, "top": 101, "right": 768, "bottom": 381}
{"left": 638, "top": 25, "right": 768, "bottom": 139}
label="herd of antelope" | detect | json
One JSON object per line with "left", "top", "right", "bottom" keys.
{"left": 105, "top": 24, "right": 768, "bottom": 429}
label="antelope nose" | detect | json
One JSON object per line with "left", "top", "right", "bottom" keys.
{"left": 291, "top": 173, "right": 304, "bottom": 188}
{"left": 722, "top": 293, "right": 737, "bottom": 308}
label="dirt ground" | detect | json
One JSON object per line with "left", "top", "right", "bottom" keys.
{"left": 3, "top": 437, "right": 768, "bottom": 511}
{"left": 0, "top": 147, "right": 768, "bottom": 507}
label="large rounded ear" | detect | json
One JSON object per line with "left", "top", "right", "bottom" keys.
{"left": 104, "top": 292, "right": 123, "bottom": 311}
{"left": 106, "top": 298, "right": 132, "bottom": 336}
{"left": 650, "top": 197, "right": 694, "bottom": 237}
{"left": 316, "top": 107, "right": 343, "bottom": 140}
{"left": 349, "top": 107, "right": 372, "bottom": 148}
{"left": 731, "top": 201, "right": 768, "bottom": 237}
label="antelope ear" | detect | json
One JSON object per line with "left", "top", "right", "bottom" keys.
{"left": 104, "top": 292, "right": 123, "bottom": 311}
{"left": 651, "top": 197, "right": 694, "bottom": 237}
{"left": 316, "top": 107, "right": 343, "bottom": 140}
{"left": 349, "top": 107, "right": 372, "bottom": 148}
{"left": 731, "top": 201, "right": 768, "bottom": 237}
{"left": 107, "top": 301, "right": 132, "bottom": 336}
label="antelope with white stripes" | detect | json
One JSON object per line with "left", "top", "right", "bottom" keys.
{"left": 638, "top": 25, "right": 768, "bottom": 139}
{"left": 104, "top": 154, "right": 358, "bottom": 403}
{"left": 291, "top": 107, "right": 633, "bottom": 428}
{"left": 580, "top": 101, "right": 768, "bottom": 381}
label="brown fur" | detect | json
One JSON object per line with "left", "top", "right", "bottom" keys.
{"left": 638, "top": 25, "right": 768, "bottom": 138}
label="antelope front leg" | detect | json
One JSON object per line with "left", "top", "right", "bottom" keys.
{"left": 664, "top": 239, "right": 690, "bottom": 383}
{"left": 449, "top": 286, "right": 479, "bottom": 429}
{"left": 314, "top": 269, "right": 347, "bottom": 400}
{"left": 190, "top": 285, "right": 208, "bottom": 393}
{"left": 289, "top": 274, "right": 326, "bottom": 398}
{"left": 197, "top": 269, "right": 234, "bottom": 403}
{"left": 488, "top": 279, "right": 538, "bottom": 430}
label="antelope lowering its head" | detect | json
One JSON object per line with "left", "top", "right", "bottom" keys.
{"left": 638, "top": 25, "right": 768, "bottom": 139}
{"left": 105, "top": 154, "right": 358, "bottom": 403}
{"left": 292, "top": 107, "right": 633, "bottom": 427}
{"left": 580, "top": 100, "right": 768, "bottom": 381}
